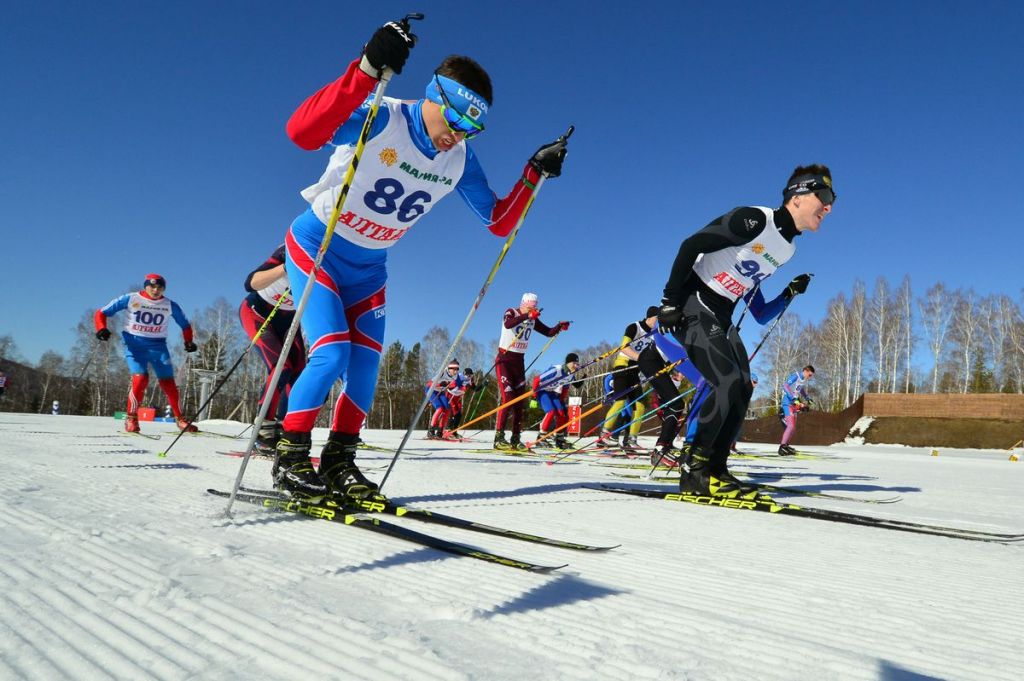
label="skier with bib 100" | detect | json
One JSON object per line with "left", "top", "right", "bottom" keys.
{"left": 275, "top": 17, "right": 570, "bottom": 500}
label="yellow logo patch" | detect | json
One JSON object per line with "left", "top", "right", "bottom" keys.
{"left": 751, "top": 243, "right": 765, "bottom": 254}
{"left": 379, "top": 147, "right": 398, "bottom": 167}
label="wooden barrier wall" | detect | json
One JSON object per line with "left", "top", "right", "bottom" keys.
{"left": 862, "top": 393, "right": 1024, "bottom": 420}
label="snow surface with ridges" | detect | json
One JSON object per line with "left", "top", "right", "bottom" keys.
{"left": 1, "top": 413, "right": 1021, "bottom": 680}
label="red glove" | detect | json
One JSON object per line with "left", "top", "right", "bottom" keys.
{"left": 557, "top": 321, "right": 571, "bottom": 331}
{"left": 527, "top": 309, "right": 540, "bottom": 320}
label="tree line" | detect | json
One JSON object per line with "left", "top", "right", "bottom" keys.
{"left": 2, "top": 277, "right": 1022, "bottom": 425}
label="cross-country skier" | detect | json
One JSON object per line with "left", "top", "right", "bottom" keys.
{"left": 598, "top": 307, "right": 659, "bottom": 452}
{"left": 658, "top": 164, "right": 834, "bottom": 497}
{"left": 275, "top": 18, "right": 570, "bottom": 499}
{"left": 533, "top": 353, "right": 580, "bottom": 450}
{"left": 494, "top": 292, "right": 570, "bottom": 451}
{"left": 240, "top": 244, "right": 306, "bottom": 454}
{"left": 779, "top": 365, "right": 815, "bottom": 455}
{"left": 426, "top": 360, "right": 463, "bottom": 439}
{"left": 445, "top": 366, "right": 475, "bottom": 438}
{"left": 94, "top": 274, "right": 199, "bottom": 433}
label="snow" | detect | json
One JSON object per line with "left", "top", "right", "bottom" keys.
{"left": 1, "top": 412, "right": 1022, "bottom": 681}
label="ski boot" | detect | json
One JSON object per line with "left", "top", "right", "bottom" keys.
{"left": 554, "top": 433, "right": 572, "bottom": 450}
{"left": 125, "top": 413, "right": 140, "bottom": 433}
{"left": 177, "top": 419, "right": 199, "bottom": 433}
{"left": 509, "top": 432, "right": 529, "bottom": 452}
{"left": 254, "top": 420, "right": 280, "bottom": 455}
{"left": 651, "top": 443, "right": 679, "bottom": 468}
{"left": 621, "top": 435, "right": 642, "bottom": 454}
{"left": 535, "top": 430, "right": 552, "bottom": 448}
{"left": 778, "top": 444, "right": 797, "bottom": 456}
{"left": 319, "top": 432, "right": 380, "bottom": 501}
{"left": 680, "top": 447, "right": 759, "bottom": 500}
{"left": 594, "top": 430, "right": 616, "bottom": 450}
{"left": 493, "top": 431, "right": 511, "bottom": 451}
{"left": 273, "top": 431, "right": 327, "bottom": 499}
{"left": 426, "top": 426, "right": 440, "bottom": 440}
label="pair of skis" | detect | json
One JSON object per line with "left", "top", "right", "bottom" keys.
{"left": 591, "top": 485, "right": 1024, "bottom": 543}
{"left": 207, "top": 486, "right": 618, "bottom": 573}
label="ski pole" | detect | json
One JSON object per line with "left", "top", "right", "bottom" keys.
{"left": 224, "top": 19, "right": 422, "bottom": 514}
{"left": 159, "top": 289, "right": 290, "bottom": 457}
{"left": 378, "top": 126, "right": 575, "bottom": 492}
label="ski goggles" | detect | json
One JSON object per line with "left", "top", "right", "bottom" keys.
{"left": 784, "top": 175, "right": 836, "bottom": 206}
{"left": 432, "top": 73, "right": 485, "bottom": 140}
{"left": 144, "top": 277, "right": 166, "bottom": 288}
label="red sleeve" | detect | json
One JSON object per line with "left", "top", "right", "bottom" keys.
{"left": 532, "top": 376, "right": 541, "bottom": 392}
{"left": 93, "top": 309, "right": 108, "bottom": 332}
{"left": 182, "top": 327, "right": 194, "bottom": 344}
{"left": 503, "top": 308, "right": 529, "bottom": 329}
{"left": 285, "top": 58, "right": 379, "bottom": 151}
{"left": 534, "top": 319, "right": 557, "bottom": 337}
{"left": 487, "top": 163, "right": 542, "bottom": 237}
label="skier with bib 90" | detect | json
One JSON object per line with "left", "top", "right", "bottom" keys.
{"left": 275, "top": 17, "right": 571, "bottom": 500}
{"left": 657, "top": 165, "right": 833, "bottom": 498}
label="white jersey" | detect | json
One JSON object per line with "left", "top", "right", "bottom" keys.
{"left": 123, "top": 293, "right": 174, "bottom": 339}
{"left": 692, "top": 207, "right": 795, "bottom": 302}
{"left": 256, "top": 275, "right": 295, "bottom": 312}
{"left": 499, "top": 315, "right": 534, "bottom": 354}
{"left": 300, "top": 98, "right": 466, "bottom": 250}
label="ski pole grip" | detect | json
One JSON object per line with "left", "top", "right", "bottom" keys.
{"left": 560, "top": 125, "right": 574, "bottom": 142}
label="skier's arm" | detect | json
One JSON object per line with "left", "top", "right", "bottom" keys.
{"left": 285, "top": 59, "right": 380, "bottom": 150}
{"left": 245, "top": 245, "right": 287, "bottom": 292}
{"left": 662, "top": 207, "right": 768, "bottom": 303}
{"left": 746, "top": 287, "right": 789, "bottom": 325}
{"left": 456, "top": 151, "right": 544, "bottom": 238}
{"left": 503, "top": 309, "right": 530, "bottom": 329}
{"left": 782, "top": 373, "right": 799, "bottom": 400}
{"left": 169, "top": 302, "right": 194, "bottom": 344}
{"left": 95, "top": 294, "right": 131, "bottom": 330}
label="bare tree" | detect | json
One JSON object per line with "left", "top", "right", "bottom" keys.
{"left": 948, "top": 289, "right": 981, "bottom": 393}
{"left": 918, "top": 283, "right": 953, "bottom": 393}
{"left": 36, "top": 351, "right": 66, "bottom": 413}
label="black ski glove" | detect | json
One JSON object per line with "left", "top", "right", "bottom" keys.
{"left": 657, "top": 303, "right": 685, "bottom": 334}
{"left": 184, "top": 341, "right": 198, "bottom": 353}
{"left": 529, "top": 137, "right": 569, "bottom": 178}
{"left": 96, "top": 328, "right": 111, "bottom": 342}
{"left": 361, "top": 19, "right": 418, "bottom": 76}
{"left": 784, "top": 273, "right": 812, "bottom": 299}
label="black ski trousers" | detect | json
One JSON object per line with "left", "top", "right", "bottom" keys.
{"left": 673, "top": 291, "right": 753, "bottom": 465}
{"left": 636, "top": 348, "right": 682, "bottom": 447}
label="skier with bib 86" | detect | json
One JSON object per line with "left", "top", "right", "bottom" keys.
{"left": 658, "top": 165, "right": 833, "bottom": 498}
{"left": 275, "top": 18, "right": 570, "bottom": 500}
{"left": 94, "top": 274, "right": 199, "bottom": 434}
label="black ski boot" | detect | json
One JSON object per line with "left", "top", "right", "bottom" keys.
{"left": 554, "top": 433, "right": 572, "bottom": 450}
{"left": 594, "top": 430, "right": 615, "bottom": 449}
{"left": 255, "top": 420, "right": 281, "bottom": 455}
{"left": 778, "top": 444, "right": 797, "bottom": 456}
{"left": 509, "top": 432, "right": 528, "bottom": 452}
{"left": 493, "top": 431, "right": 511, "bottom": 450}
{"left": 319, "top": 432, "right": 380, "bottom": 501}
{"left": 651, "top": 442, "right": 680, "bottom": 468}
{"left": 274, "top": 431, "right": 327, "bottom": 499}
{"left": 446, "top": 413, "right": 462, "bottom": 439}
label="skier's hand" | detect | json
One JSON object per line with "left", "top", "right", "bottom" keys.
{"left": 784, "top": 273, "right": 813, "bottom": 299}
{"left": 95, "top": 328, "right": 111, "bottom": 342}
{"left": 527, "top": 309, "right": 541, "bottom": 320}
{"left": 529, "top": 137, "right": 569, "bottom": 178}
{"left": 361, "top": 19, "right": 418, "bottom": 77}
{"left": 184, "top": 341, "right": 198, "bottom": 353}
{"left": 557, "top": 321, "right": 571, "bottom": 332}
{"left": 657, "top": 303, "right": 685, "bottom": 334}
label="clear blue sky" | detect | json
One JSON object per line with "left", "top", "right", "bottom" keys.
{"left": 2, "top": 1, "right": 1022, "bottom": 368}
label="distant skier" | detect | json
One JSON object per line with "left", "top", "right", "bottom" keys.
{"left": 95, "top": 274, "right": 199, "bottom": 433}
{"left": 426, "top": 360, "right": 464, "bottom": 439}
{"left": 0, "top": 371, "right": 7, "bottom": 401}
{"left": 51, "top": 400, "right": 59, "bottom": 416}
{"left": 274, "top": 17, "right": 571, "bottom": 499}
{"left": 598, "top": 307, "right": 658, "bottom": 452}
{"left": 240, "top": 244, "right": 306, "bottom": 454}
{"left": 533, "top": 353, "right": 580, "bottom": 450}
{"left": 658, "top": 164, "right": 833, "bottom": 497}
{"left": 444, "top": 366, "right": 476, "bottom": 438}
{"left": 493, "top": 292, "right": 570, "bottom": 451}
{"left": 779, "top": 365, "right": 815, "bottom": 455}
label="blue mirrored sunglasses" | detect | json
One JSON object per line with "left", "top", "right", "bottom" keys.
{"left": 434, "top": 74, "right": 484, "bottom": 140}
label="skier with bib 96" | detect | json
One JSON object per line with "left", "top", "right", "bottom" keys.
{"left": 274, "top": 17, "right": 571, "bottom": 500}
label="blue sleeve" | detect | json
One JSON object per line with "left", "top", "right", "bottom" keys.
{"left": 170, "top": 301, "right": 191, "bottom": 330}
{"left": 782, "top": 373, "right": 799, "bottom": 399}
{"left": 537, "top": 365, "right": 558, "bottom": 388}
{"left": 330, "top": 100, "right": 390, "bottom": 146}
{"left": 100, "top": 294, "right": 131, "bottom": 317}
{"left": 747, "top": 287, "right": 789, "bottom": 325}
{"left": 454, "top": 147, "right": 497, "bottom": 223}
